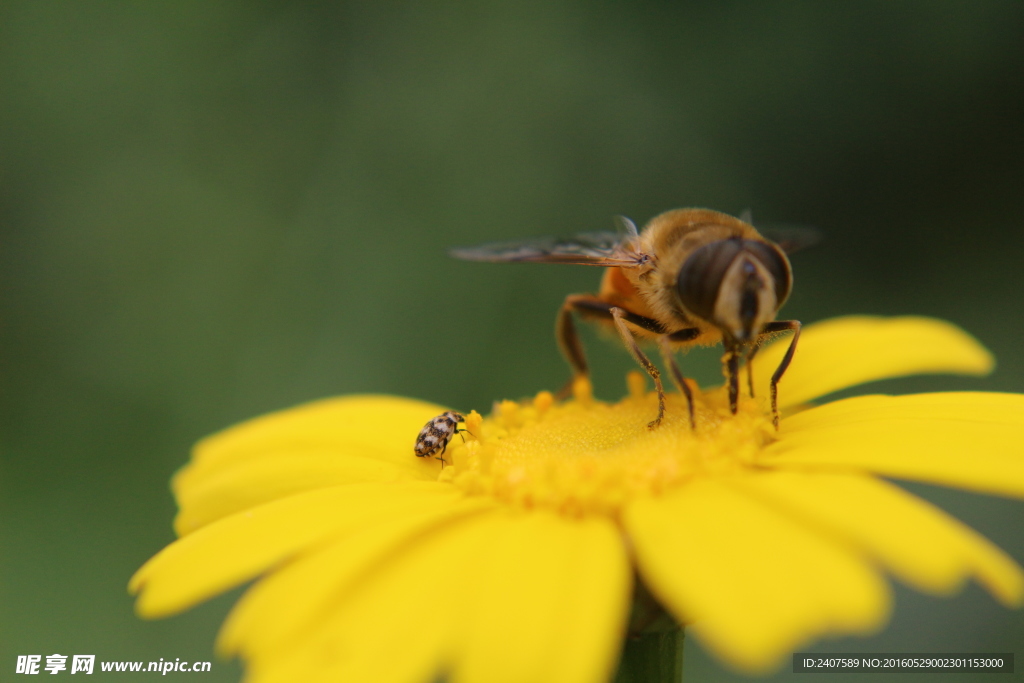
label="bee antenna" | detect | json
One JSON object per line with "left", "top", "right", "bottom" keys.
{"left": 613, "top": 215, "right": 639, "bottom": 240}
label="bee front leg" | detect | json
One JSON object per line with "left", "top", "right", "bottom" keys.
{"left": 723, "top": 342, "right": 741, "bottom": 415}
{"left": 754, "top": 320, "right": 802, "bottom": 429}
{"left": 744, "top": 343, "right": 761, "bottom": 398}
{"left": 610, "top": 307, "right": 665, "bottom": 430}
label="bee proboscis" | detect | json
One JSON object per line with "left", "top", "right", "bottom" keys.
{"left": 451, "top": 208, "right": 810, "bottom": 429}
{"left": 414, "top": 411, "right": 468, "bottom": 465}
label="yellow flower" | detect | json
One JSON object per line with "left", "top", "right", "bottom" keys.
{"left": 130, "top": 316, "right": 1024, "bottom": 681}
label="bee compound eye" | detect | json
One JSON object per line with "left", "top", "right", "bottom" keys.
{"left": 743, "top": 240, "right": 792, "bottom": 307}
{"left": 675, "top": 239, "right": 745, "bottom": 321}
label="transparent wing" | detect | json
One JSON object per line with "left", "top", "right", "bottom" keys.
{"left": 612, "top": 215, "right": 639, "bottom": 239}
{"left": 756, "top": 224, "right": 822, "bottom": 255}
{"left": 449, "top": 231, "right": 642, "bottom": 266}
{"left": 739, "top": 210, "right": 821, "bottom": 255}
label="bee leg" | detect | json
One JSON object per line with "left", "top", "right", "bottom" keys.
{"left": 724, "top": 343, "right": 741, "bottom": 414}
{"left": 657, "top": 333, "right": 699, "bottom": 429}
{"left": 557, "top": 295, "right": 666, "bottom": 400}
{"left": 555, "top": 295, "right": 591, "bottom": 399}
{"left": 745, "top": 343, "right": 761, "bottom": 398}
{"left": 610, "top": 307, "right": 665, "bottom": 429}
{"left": 757, "top": 320, "right": 802, "bottom": 429}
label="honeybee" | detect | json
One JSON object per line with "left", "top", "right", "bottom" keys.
{"left": 414, "top": 411, "right": 468, "bottom": 465}
{"left": 451, "top": 208, "right": 808, "bottom": 429}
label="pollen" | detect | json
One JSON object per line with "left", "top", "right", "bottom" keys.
{"left": 443, "top": 376, "right": 776, "bottom": 516}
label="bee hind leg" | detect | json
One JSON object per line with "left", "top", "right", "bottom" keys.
{"left": 557, "top": 296, "right": 670, "bottom": 428}
{"left": 555, "top": 295, "right": 592, "bottom": 399}
{"left": 557, "top": 295, "right": 667, "bottom": 400}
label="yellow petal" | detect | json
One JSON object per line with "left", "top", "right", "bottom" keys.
{"left": 130, "top": 482, "right": 461, "bottom": 618}
{"left": 172, "top": 395, "right": 451, "bottom": 533}
{"left": 766, "top": 393, "right": 1024, "bottom": 497}
{"left": 173, "top": 450, "right": 428, "bottom": 536}
{"left": 625, "top": 479, "right": 889, "bottom": 673}
{"left": 732, "top": 471, "right": 1024, "bottom": 606}
{"left": 452, "top": 512, "right": 631, "bottom": 683}
{"left": 752, "top": 316, "right": 993, "bottom": 409}
{"left": 218, "top": 495, "right": 496, "bottom": 658}
{"left": 243, "top": 513, "right": 502, "bottom": 683}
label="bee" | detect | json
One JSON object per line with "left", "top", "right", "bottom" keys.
{"left": 451, "top": 208, "right": 809, "bottom": 429}
{"left": 414, "top": 411, "right": 468, "bottom": 465}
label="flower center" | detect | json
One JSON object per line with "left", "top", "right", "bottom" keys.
{"left": 441, "top": 373, "right": 775, "bottom": 516}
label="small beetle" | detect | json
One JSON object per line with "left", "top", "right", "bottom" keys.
{"left": 414, "top": 411, "right": 468, "bottom": 465}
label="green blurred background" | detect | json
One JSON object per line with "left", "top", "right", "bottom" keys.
{"left": 2, "top": 2, "right": 1022, "bottom": 681}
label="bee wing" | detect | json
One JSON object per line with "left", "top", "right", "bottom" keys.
{"left": 449, "top": 231, "right": 642, "bottom": 266}
{"left": 756, "top": 224, "right": 822, "bottom": 255}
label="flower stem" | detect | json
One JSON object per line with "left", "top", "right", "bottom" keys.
{"left": 612, "top": 627, "right": 685, "bottom": 683}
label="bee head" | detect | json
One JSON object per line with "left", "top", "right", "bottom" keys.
{"left": 675, "top": 238, "right": 791, "bottom": 344}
